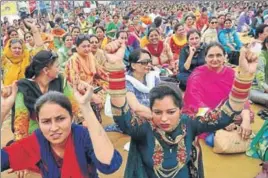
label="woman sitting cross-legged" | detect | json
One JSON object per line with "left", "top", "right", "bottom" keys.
{"left": 125, "top": 48, "right": 160, "bottom": 118}
{"left": 177, "top": 29, "right": 206, "bottom": 90}
{"left": 250, "top": 37, "right": 268, "bottom": 107}
{"left": 104, "top": 48, "right": 158, "bottom": 133}
{"left": 1, "top": 83, "right": 122, "bottom": 177}
{"left": 183, "top": 42, "right": 254, "bottom": 140}
{"left": 143, "top": 28, "right": 174, "bottom": 71}
{"left": 105, "top": 40, "right": 258, "bottom": 178}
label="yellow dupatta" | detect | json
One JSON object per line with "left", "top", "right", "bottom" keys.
{"left": 140, "top": 36, "right": 150, "bottom": 48}
{"left": 2, "top": 39, "right": 30, "bottom": 86}
{"left": 101, "top": 37, "right": 108, "bottom": 50}
{"left": 171, "top": 34, "right": 187, "bottom": 46}
{"left": 66, "top": 52, "right": 97, "bottom": 86}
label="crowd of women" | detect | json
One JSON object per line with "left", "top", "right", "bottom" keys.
{"left": 1, "top": 1, "right": 268, "bottom": 177}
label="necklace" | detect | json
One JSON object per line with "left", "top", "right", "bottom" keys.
{"left": 152, "top": 124, "right": 187, "bottom": 178}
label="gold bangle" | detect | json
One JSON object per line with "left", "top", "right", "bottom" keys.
{"left": 108, "top": 89, "right": 127, "bottom": 96}
{"left": 108, "top": 78, "right": 126, "bottom": 82}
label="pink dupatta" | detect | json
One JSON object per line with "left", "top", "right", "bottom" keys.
{"left": 182, "top": 65, "right": 235, "bottom": 115}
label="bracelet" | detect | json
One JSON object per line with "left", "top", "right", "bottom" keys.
{"left": 108, "top": 70, "right": 126, "bottom": 91}
{"left": 108, "top": 89, "right": 127, "bottom": 96}
{"left": 221, "top": 100, "right": 242, "bottom": 118}
{"left": 105, "top": 63, "right": 125, "bottom": 72}
{"left": 110, "top": 99, "right": 129, "bottom": 116}
{"left": 236, "top": 67, "right": 255, "bottom": 82}
{"left": 230, "top": 68, "right": 254, "bottom": 102}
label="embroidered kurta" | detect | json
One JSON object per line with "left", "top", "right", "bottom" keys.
{"left": 112, "top": 101, "right": 238, "bottom": 178}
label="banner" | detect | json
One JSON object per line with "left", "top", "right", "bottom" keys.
{"left": 17, "top": 2, "right": 29, "bottom": 13}
{"left": 29, "top": 0, "right": 37, "bottom": 14}
{"left": 1, "top": 2, "right": 18, "bottom": 16}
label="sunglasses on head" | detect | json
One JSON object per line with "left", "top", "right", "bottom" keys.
{"left": 49, "top": 51, "right": 58, "bottom": 60}
{"left": 77, "top": 34, "right": 90, "bottom": 40}
{"left": 10, "top": 38, "right": 23, "bottom": 45}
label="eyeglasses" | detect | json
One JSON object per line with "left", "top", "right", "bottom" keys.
{"left": 136, "top": 59, "right": 152, "bottom": 65}
{"left": 90, "top": 41, "right": 99, "bottom": 44}
{"left": 211, "top": 21, "right": 218, "bottom": 24}
{"left": 25, "top": 35, "right": 32, "bottom": 39}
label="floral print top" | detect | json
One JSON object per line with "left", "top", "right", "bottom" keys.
{"left": 112, "top": 101, "right": 238, "bottom": 178}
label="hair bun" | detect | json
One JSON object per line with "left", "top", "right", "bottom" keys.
{"left": 25, "top": 63, "right": 35, "bottom": 78}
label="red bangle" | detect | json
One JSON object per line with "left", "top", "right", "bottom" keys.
{"left": 233, "top": 80, "right": 252, "bottom": 90}
{"left": 231, "top": 89, "right": 249, "bottom": 99}
{"left": 109, "top": 80, "right": 126, "bottom": 90}
{"left": 109, "top": 70, "right": 125, "bottom": 79}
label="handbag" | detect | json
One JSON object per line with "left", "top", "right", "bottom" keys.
{"left": 213, "top": 129, "right": 252, "bottom": 154}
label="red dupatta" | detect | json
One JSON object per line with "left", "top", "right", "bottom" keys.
{"left": 4, "top": 131, "right": 86, "bottom": 177}
{"left": 146, "top": 41, "right": 164, "bottom": 57}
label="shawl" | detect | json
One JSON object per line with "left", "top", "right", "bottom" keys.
{"left": 94, "top": 49, "right": 107, "bottom": 67}
{"left": 101, "top": 37, "right": 108, "bottom": 50}
{"left": 126, "top": 71, "right": 159, "bottom": 93}
{"left": 140, "top": 16, "right": 152, "bottom": 25}
{"left": 66, "top": 52, "right": 97, "bottom": 85}
{"left": 127, "top": 33, "right": 140, "bottom": 50}
{"left": 2, "top": 39, "right": 30, "bottom": 86}
{"left": 4, "top": 124, "right": 93, "bottom": 178}
{"left": 183, "top": 65, "right": 234, "bottom": 114}
{"left": 146, "top": 41, "right": 164, "bottom": 57}
{"left": 41, "top": 33, "right": 55, "bottom": 50}
{"left": 58, "top": 45, "right": 72, "bottom": 72}
{"left": 140, "top": 36, "right": 150, "bottom": 48}
{"left": 170, "top": 35, "right": 187, "bottom": 55}
{"left": 15, "top": 75, "right": 63, "bottom": 121}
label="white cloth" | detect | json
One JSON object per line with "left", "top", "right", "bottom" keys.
{"left": 104, "top": 71, "right": 160, "bottom": 118}
{"left": 124, "top": 142, "right": 130, "bottom": 152}
{"left": 125, "top": 71, "right": 159, "bottom": 93}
